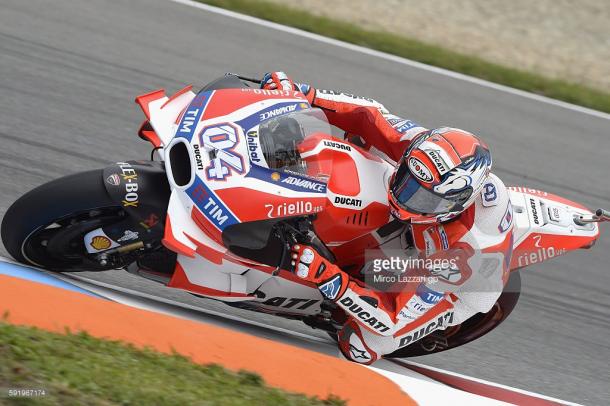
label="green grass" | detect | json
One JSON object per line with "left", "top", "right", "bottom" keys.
{"left": 0, "top": 322, "right": 344, "bottom": 405}
{"left": 198, "top": 0, "right": 610, "bottom": 114}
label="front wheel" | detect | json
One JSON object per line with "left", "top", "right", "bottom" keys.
{"left": 1, "top": 170, "right": 138, "bottom": 272}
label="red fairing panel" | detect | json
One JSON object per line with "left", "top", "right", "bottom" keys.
{"left": 203, "top": 88, "right": 308, "bottom": 121}
{"left": 508, "top": 187, "right": 600, "bottom": 270}
{"left": 135, "top": 89, "right": 166, "bottom": 120}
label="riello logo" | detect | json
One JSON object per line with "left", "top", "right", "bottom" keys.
{"left": 517, "top": 246, "right": 566, "bottom": 268}
{"left": 264, "top": 201, "right": 322, "bottom": 218}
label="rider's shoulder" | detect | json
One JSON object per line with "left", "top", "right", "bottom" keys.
{"left": 471, "top": 173, "right": 512, "bottom": 235}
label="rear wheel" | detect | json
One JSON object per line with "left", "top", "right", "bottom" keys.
{"left": 1, "top": 170, "right": 137, "bottom": 271}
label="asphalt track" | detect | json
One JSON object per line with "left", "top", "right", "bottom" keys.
{"left": 0, "top": 0, "right": 608, "bottom": 404}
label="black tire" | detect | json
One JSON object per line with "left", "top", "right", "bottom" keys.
{"left": 1, "top": 169, "right": 120, "bottom": 270}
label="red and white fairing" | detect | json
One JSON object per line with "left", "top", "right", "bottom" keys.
{"left": 508, "top": 187, "right": 600, "bottom": 270}
{"left": 133, "top": 84, "right": 604, "bottom": 319}
{"left": 132, "top": 84, "right": 396, "bottom": 314}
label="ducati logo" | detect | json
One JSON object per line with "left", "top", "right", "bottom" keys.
{"left": 106, "top": 174, "right": 120, "bottom": 186}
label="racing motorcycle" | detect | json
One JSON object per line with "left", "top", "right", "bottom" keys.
{"left": 2, "top": 74, "right": 608, "bottom": 357}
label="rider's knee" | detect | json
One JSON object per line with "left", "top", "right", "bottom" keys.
{"left": 338, "top": 320, "right": 379, "bottom": 364}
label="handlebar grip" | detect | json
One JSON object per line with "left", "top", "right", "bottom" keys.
{"left": 596, "top": 208, "right": 610, "bottom": 220}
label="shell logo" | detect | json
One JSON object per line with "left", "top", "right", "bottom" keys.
{"left": 90, "top": 236, "right": 112, "bottom": 251}
{"left": 271, "top": 172, "right": 281, "bottom": 181}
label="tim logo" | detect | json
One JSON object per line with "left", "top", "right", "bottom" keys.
{"left": 199, "top": 123, "right": 245, "bottom": 181}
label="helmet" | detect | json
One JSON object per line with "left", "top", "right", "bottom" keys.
{"left": 388, "top": 127, "right": 492, "bottom": 224}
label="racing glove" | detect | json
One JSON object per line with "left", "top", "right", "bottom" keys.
{"left": 261, "top": 71, "right": 296, "bottom": 91}
{"left": 261, "top": 71, "right": 312, "bottom": 95}
{"left": 291, "top": 244, "right": 349, "bottom": 301}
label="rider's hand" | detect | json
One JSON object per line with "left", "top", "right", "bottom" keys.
{"left": 291, "top": 244, "right": 348, "bottom": 300}
{"left": 261, "top": 71, "right": 296, "bottom": 91}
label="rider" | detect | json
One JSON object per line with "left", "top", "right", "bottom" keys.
{"left": 261, "top": 72, "right": 514, "bottom": 364}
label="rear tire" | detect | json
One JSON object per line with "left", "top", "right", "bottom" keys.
{"left": 1, "top": 170, "right": 122, "bottom": 270}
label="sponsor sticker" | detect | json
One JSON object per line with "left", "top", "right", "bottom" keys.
{"left": 393, "top": 120, "right": 419, "bottom": 134}
{"left": 386, "top": 115, "right": 404, "bottom": 126}
{"left": 408, "top": 157, "right": 433, "bottom": 183}
{"left": 398, "top": 311, "right": 454, "bottom": 347}
{"left": 90, "top": 236, "right": 112, "bottom": 251}
{"left": 424, "top": 149, "right": 451, "bottom": 174}
{"left": 319, "top": 274, "right": 343, "bottom": 300}
{"left": 117, "top": 230, "right": 139, "bottom": 242}
{"left": 106, "top": 174, "right": 120, "bottom": 186}
{"left": 548, "top": 206, "right": 562, "bottom": 222}
{"left": 240, "top": 88, "right": 303, "bottom": 98}
{"left": 333, "top": 195, "right": 363, "bottom": 208}
{"left": 339, "top": 294, "right": 390, "bottom": 333}
{"left": 264, "top": 200, "right": 323, "bottom": 218}
{"left": 416, "top": 283, "right": 444, "bottom": 305}
{"left": 349, "top": 343, "right": 371, "bottom": 361}
{"left": 116, "top": 162, "right": 139, "bottom": 208}
{"left": 187, "top": 178, "right": 238, "bottom": 230}
{"left": 529, "top": 198, "right": 542, "bottom": 226}
{"left": 247, "top": 166, "right": 327, "bottom": 194}
{"left": 261, "top": 296, "right": 319, "bottom": 310}
{"left": 193, "top": 144, "right": 204, "bottom": 171}
{"left": 508, "top": 186, "right": 548, "bottom": 197}
{"left": 84, "top": 228, "right": 120, "bottom": 254}
{"left": 516, "top": 245, "right": 567, "bottom": 268}
{"left": 259, "top": 103, "right": 299, "bottom": 121}
{"left": 282, "top": 176, "right": 326, "bottom": 192}
{"left": 176, "top": 92, "right": 211, "bottom": 141}
{"left": 322, "top": 140, "right": 351, "bottom": 152}
{"left": 246, "top": 130, "right": 265, "bottom": 166}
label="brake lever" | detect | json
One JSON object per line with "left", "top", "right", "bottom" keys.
{"left": 272, "top": 224, "right": 298, "bottom": 276}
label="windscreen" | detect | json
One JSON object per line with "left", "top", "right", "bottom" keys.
{"left": 253, "top": 108, "right": 332, "bottom": 180}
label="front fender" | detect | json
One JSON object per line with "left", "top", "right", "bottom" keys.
{"left": 102, "top": 160, "right": 170, "bottom": 236}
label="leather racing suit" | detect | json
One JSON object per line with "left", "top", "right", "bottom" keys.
{"left": 295, "top": 84, "right": 515, "bottom": 364}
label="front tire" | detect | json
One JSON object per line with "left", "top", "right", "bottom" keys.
{"left": 1, "top": 170, "right": 125, "bottom": 271}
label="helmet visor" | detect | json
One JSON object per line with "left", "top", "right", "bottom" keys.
{"left": 390, "top": 161, "right": 463, "bottom": 215}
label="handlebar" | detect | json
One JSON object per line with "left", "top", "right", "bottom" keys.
{"left": 272, "top": 217, "right": 336, "bottom": 276}
{"left": 574, "top": 208, "right": 610, "bottom": 225}
{"left": 225, "top": 72, "right": 262, "bottom": 85}
{"left": 595, "top": 209, "right": 610, "bottom": 222}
